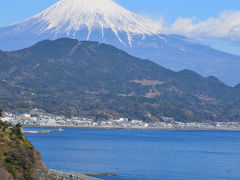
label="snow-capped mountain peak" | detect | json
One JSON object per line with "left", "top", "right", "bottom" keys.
{"left": 10, "top": 0, "right": 161, "bottom": 46}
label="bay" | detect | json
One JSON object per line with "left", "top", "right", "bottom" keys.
{"left": 25, "top": 129, "right": 240, "bottom": 180}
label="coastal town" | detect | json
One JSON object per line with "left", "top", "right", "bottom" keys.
{"left": 1, "top": 109, "right": 240, "bottom": 130}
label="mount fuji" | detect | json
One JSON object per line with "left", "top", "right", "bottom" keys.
{"left": 0, "top": 0, "right": 240, "bottom": 86}
{"left": 0, "top": 0, "right": 160, "bottom": 48}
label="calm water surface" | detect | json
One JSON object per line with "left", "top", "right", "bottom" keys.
{"left": 25, "top": 129, "right": 240, "bottom": 180}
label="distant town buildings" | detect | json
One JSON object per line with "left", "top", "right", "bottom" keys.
{"left": 1, "top": 109, "right": 240, "bottom": 130}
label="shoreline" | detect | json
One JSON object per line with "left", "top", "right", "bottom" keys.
{"left": 22, "top": 125, "right": 240, "bottom": 131}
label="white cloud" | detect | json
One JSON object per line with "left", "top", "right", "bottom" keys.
{"left": 164, "top": 10, "right": 240, "bottom": 42}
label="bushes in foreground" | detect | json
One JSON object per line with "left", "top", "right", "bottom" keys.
{"left": 0, "top": 108, "right": 2, "bottom": 118}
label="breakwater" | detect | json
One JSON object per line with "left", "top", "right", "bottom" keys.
{"left": 22, "top": 128, "right": 63, "bottom": 134}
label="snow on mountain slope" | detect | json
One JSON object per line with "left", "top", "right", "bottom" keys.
{"left": 2, "top": 0, "right": 160, "bottom": 47}
{"left": 39, "top": 0, "right": 160, "bottom": 35}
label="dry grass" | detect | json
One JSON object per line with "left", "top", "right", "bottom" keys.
{"left": 130, "top": 79, "right": 165, "bottom": 86}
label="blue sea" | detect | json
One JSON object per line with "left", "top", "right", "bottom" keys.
{"left": 25, "top": 129, "right": 240, "bottom": 180}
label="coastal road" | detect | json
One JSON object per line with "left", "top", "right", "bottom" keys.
{"left": 50, "top": 169, "right": 102, "bottom": 180}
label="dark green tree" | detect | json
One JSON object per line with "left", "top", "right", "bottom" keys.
{"left": 0, "top": 107, "right": 3, "bottom": 117}
{"left": 12, "top": 124, "right": 23, "bottom": 139}
{"left": 1, "top": 121, "right": 10, "bottom": 131}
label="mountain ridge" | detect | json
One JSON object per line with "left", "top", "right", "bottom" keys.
{"left": 1, "top": 0, "right": 240, "bottom": 86}
{"left": 0, "top": 38, "right": 240, "bottom": 122}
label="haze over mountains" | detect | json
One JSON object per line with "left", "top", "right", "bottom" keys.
{"left": 0, "top": 38, "right": 240, "bottom": 122}
{"left": 0, "top": 0, "right": 240, "bottom": 86}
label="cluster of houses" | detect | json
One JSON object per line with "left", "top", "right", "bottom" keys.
{"left": 1, "top": 109, "right": 240, "bottom": 130}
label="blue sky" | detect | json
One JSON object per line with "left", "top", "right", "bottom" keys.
{"left": 1, "top": 0, "right": 240, "bottom": 54}
{"left": 116, "top": 0, "right": 240, "bottom": 24}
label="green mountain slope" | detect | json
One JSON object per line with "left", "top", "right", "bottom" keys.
{"left": 0, "top": 38, "right": 240, "bottom": 122}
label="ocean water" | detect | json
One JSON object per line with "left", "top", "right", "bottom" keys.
{"left": 25, "top": 129, "right": 240, "bottom": 180}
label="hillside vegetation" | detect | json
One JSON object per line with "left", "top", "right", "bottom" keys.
{"left": 0, "top": 39, "right": 240, "bottom": 122}
{"left": 0, "top": 108, "right": 51, "bottom": 180}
